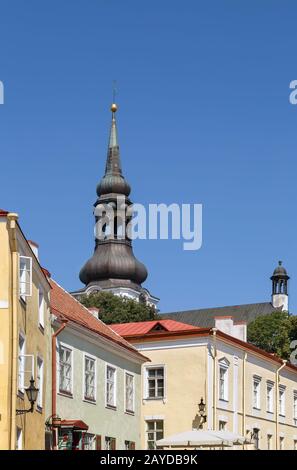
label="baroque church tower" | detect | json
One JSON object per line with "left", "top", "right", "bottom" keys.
{"left": 75, "top": 103, "right": 158, "bottom": 308}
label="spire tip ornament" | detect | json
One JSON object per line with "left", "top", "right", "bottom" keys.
{"left": 111, "top": 103, "right": 117, "bottom": 113}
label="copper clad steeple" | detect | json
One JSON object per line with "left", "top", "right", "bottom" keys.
{"left": 79, "top": 104, "right": 148, "bottom": 292}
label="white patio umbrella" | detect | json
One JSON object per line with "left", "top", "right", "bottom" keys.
{"left": 156, "top": 430, "right": 248, "bottom": 448}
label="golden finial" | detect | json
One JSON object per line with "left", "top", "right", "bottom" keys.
{"left": 111, "top": 103, "right": 117, "bottom": 113}
{"left": 111, "top": 80, "right": 118, "bottom": 113}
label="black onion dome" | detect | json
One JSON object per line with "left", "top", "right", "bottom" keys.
{"left": 79, "top": 242, "right": 148, "bottom": 286}
{"left": 97, "top": 170, "right": 131, "bottom": 197}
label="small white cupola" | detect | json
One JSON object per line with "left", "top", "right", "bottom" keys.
{"left": 271, "top": 261, "right": 289, "bottom": 312}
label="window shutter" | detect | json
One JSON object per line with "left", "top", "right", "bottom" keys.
{"left": 95, "top": 435, "right": 101, "bottom": 450}
{"left": 111, "top": 438, "right": 116, "bottom": 450}
{"left": 130, "top": 441, "right": 135, "bottom": 450}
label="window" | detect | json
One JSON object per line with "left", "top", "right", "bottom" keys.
{"left": 294, "top": 392, "right": 297, "bottom": 424}
{"left": 106, "top": 365, "right": 116, "bottom": 407}
{"left": 253, "top": 376, "right": 261, "bottom": 409}
{"left": 84, "top": 433, "right": 95, "bottom": 450}
{"left": 266, "top": 382, "right": 274, "bottom": 413}
{"left": 279, "top": 436, "right": 284, "bottom": 450}
{"left": 36, "top": 356, "right": 43, "bottom": 409}
{"left": 125, "top": 440, "right": 135, "bottom": 450}
{"left": 279, "top": 386, "right": 286, "bottom": 416}
{"left": 16, "top": 427, "right": 22, "bottom": 450}
{"left": 125, "top": 372, "right": 134, "bottom": 413}
{"left": 105, "top": 436, "right": 116, "bottom": 450}
{"left": 294, "top": 440, "right": 297, "bottom": 450}
{"left": 18, "top": 334, "right": 25, "bottom": 392}
{"left": 38, "top": 287, "right": 44, "bottom": 328}
{"left": 19, "top": 255, "right": 32, "bottom": 298}
{"left": 267, "top": 434, "right": 272, "bottom": 450}
{"left": 219, "top": 421, "right": 225, "bottom": 431}
{"left": 146, "top": 420, "right": 164, "bottom": 450}
{"left": 219, "top": 365, "right": 229, "bottom": 401}
{"left": 146, "top": 367, "right": 164, "bottom": 399}
{"left": 252, "top": 428, "right": 260, "bottom": 450}
{"left": 59, "top": 345, "right": 72, "bottom": 395}
{"left": 84, "top": 355, "right": 96, "bottom": 402}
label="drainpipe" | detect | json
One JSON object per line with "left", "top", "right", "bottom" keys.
{"left": 52, "top": 319, "right": 68, "bottom": 450}
{"left": 212, "top": 328, "right": 217, "bottom": 430}
{"left": 242, "top": 351, "right": 247, "bottom": 450}
{"left": 275, "top": 359, "right": 287, "bottom": 450}
{"left": 7, "top": 213, "right": 19, "bottom": 450}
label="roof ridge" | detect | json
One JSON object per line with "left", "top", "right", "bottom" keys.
{"left": 50, "top": 278, "right": 142, "bottom": 355}
{"left": 163, "top": 301, "right": 275, "bottom": 315}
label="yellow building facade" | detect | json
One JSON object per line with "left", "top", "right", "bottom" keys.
{"left": 0, "top": 210, "right": 51, "bottom": 449}
{"left": 112, "top": 320, "right": 297, "bottom": 450}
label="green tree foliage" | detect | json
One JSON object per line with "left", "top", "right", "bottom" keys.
{"left": 79, "top": 291, "right": 158, "bottom": 325}
{"left": 247, "top": 311, "right": 297, "bottom": 361}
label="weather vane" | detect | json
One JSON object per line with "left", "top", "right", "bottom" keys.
{"left": 112, "top": 80, "right": 117, "bottom": 103}
{"left": 111, "top": 80, "right": 118, "bottom": 113}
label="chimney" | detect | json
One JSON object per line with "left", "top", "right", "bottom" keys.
{"left": 28, "top": 240, "right": 39, "bottom": 260}
{"left": 215, "top": 316, "right": 247, "bottom": 342}
{"left": 233, "top": 321, "right": 247, "bottom": 342}
{"left": 88, "top": 307, "right": 100, "bottom": 319}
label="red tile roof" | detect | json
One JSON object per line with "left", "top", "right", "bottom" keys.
{"left": 0, "top": 209, "right": 9, "bottom": 216}
{"left": 111, "top": 319, "right": 297, "bottom": 376}
{"left": 111, "top": 319, "right": 202, "bottom": 336}
{"left": 49, "top": 279, "right": 148, "bottom": 362}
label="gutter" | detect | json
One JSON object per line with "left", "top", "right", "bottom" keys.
{"left": 7, "top": 213, "right": 18, "bottom": 450}
{"left": 275, "top": 359, "right": 287, "bottom": 450}
{"left": 52, "top": 318, "right": 68, "bottom": 450}
{"left": 242, "top": 351, "right": 247, "bottom": 449}
{"left": 211, "top": 328, "right": 217, "bottom": 430}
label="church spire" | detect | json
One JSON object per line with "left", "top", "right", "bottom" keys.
{"left": 78, "top": 102, "right": 158, "bottom": 308}
{"left": 97, "top": 103, "right": 130, "bottom": 197}
{"left": 108, "top": 103, "right": 118, "bottom": 149}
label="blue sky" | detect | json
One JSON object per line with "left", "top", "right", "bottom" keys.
{"left": 1, "top": 1, "right": 297, "bottom": 313}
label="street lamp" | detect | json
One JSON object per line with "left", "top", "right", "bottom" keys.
{"left": 16, "top": 377, "right": 39, "bottom": 415}
{"left": 198, "top": 397, "right": 207, "bottom": 428}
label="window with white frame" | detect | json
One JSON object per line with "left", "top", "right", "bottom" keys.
{"left": 279, "top": 386, "right": 286, "bottom": 416}
{"left": 84, "top": 433, "right": 95, "bottom": 450}
{"left": 293, "top": 391, "right": 297, "bottom": 424}
{"left": 125, "top": 440, "right": 135, "bottom": 450}
{"left": 219, "top": 420, "right": 226, "bottom": 431}
{"left": 36, "top": 356, "right": 43, "bottom": 409}
{"left": 84, "top": 355, "right": 96, "bottom": 402}
{"left": 106, "top": 365, "right": 116, "bottom": 407}
{"left": 253, "top": 376, "right": 261, "bottom": 409}
{"left": 125, "top": 372, "right": 134, "bottom": 413}
{"left": 38, "top": 286, "right": 44, "bottom": 328}
{"left": 105, "top": 436, "right": 116, "bottom": 450}
{"left": 146, "top": 367, "right": 164, "bottom": 399}
{"left": 253, "top": 428, "right": 260, "bottom": 450}
{"left": 266, "top": 381, "right": 274, "bottom": 413}
{"left": 279, "top": 436, "right": 284, "bottom": 450}
{"left": 19, "top": 255, "right": 32, "bottom": 298}
{"left": 16, "top": 427, "right": 22, "bottom": 450}
{"left": 59, "top": 345, "right": 72, "bottom": 395}
{"left": 146, "top": 420, "right": 164, "bottom": 450}
{"left": 218, "top": 359, "right": 229, "bottom": 401}
{"left": 18, "top": 333, "right": 25, "bottom": 392}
